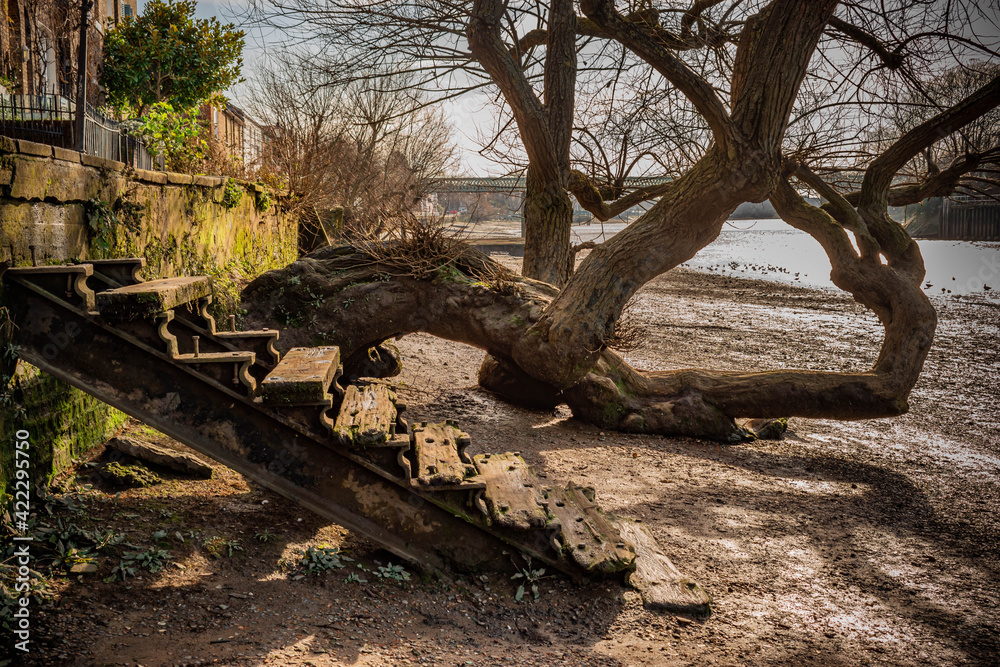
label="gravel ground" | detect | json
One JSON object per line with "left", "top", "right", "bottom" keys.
{"left": 9, "top": 265, "right": 999, "bottom": 667}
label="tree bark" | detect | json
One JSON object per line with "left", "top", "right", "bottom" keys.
{"left": 468, "top": 0, "right": 577, "bottom": 287}
{"left": 522, "top": 166, "right": 573, "bottom": 286}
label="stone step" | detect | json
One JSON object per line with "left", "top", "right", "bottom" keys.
{"left": 546, "top": 482, "right": 635, "bottom": 576}
{"left": 96, "top": 276, "right": 213, "bottom": 318}
{"left": 615, "top": 519, "right": 712, "bottom": 614}
{"left": 173, "top": 350, "right": 256, "bottom": 364}
{"left": 173, "top": 350, "right": 257, "bottom": 394}
{"left": 258, "top": 346, "right": 341, "bottom": 405}
{"left": 215, "top": 329, "right": 281, "bottom": 367}
{"left": 86, "top": 258, "right": 146, "bottom": 288}
{"left": 472, "top": 452, "right": 550, "bottom": 530}
{"left": 4, "top": 264, "right": 96, "bottom": 311}
{"left": 332, "top": 382, "right": 400, "bottom": 447}
{"left": 410, "top": 421, "right": 484, "bottom": 491}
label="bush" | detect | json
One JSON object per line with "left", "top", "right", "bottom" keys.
{"left": 222, "top": 179, "right": 244, "bottom": 209}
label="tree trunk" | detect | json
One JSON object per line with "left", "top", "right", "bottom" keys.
{"left": 521, "top": 165, "right": 573, "bottom": 286}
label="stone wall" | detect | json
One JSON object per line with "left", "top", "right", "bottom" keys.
{"left": 0, "top": 137, "right": 298, "bottom": 490}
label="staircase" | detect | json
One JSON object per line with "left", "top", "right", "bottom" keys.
{"left": 2, "top": 259, "right": 710, "bottom": 612}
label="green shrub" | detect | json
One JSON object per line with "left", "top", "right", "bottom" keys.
{"left": 221, "top": 178, "right": 244, "bottom": 209}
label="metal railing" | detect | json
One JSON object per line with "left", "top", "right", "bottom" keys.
{"left": 83, "top": 103, "right": 163, "bottom": 170}
{"left": 0, "top": 92, "right": 75, "bottom": 147}
{"left": 1, "top": 92, "right": 163, "bottom": 170}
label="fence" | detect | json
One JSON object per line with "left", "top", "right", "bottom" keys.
{"left": 83, "top": 104, "right": 163, "bottom": 170}
{"left": 0, "top": 92, "right": 162, "bottom": 170}
{"left": 0, "top": 92, "right": 74, "bottom": 147}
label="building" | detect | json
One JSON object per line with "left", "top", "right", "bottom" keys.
{"left": 0, "top": 0, "right": 109, "bottom": 97}
{"left": 200, "top": 100, "right": 266, "bottom": 173}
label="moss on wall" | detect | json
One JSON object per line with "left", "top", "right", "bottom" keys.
{"left": 0, "top": 364, "right": 129, "bottom": 490}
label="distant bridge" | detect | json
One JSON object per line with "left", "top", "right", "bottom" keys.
{"left": 427, "top": 175, "right": 672, "bottom": 194}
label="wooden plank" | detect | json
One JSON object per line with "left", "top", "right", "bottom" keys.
{"left": 547, "top": 482, "right": 635, "bottom": 576}
{"left": 259, "top": 346, "right": 340, "bottom": 404}
{"left": 411, "top": 421, "right": 484, "bottom": 490}
{"left": 616, "top": 519, "right": 712, "bottom": 615}
{"left": 472, "top": 452, "right": 549, "bottom": 530}
{"left": 333, "top": 382, "right": 398, "bottom": 447}
{"left": 96, "top": 276, "right": 212, "bottom": 318}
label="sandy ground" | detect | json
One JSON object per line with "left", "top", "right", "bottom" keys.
{"left": 10, "top": 265, "right": 999, "bottom": 667}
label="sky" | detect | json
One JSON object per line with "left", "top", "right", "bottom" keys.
{"left": 186, "top": 0, "right": 515, "bottom": 176}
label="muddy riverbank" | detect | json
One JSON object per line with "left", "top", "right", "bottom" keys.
{"left": 13, "top": 266, "right": 999, "bottom": 666}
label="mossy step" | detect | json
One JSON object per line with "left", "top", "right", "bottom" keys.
{"left": 4, "top": 264, "right": 96, "bottom": 310}
{"left": 259, "top": 346, "right": 341, "bottom": 404}
{"left": 546, "top": 482, "right": 635, "bottom": 576}
{"left": 96, "top": 276, "right": 213, "bottom": 318}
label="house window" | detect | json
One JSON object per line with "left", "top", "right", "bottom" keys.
{"left": 123, "top": 3, "right": 132, "bottom": 17}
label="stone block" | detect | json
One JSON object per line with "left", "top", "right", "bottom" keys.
{"left": 52, "top": 146, "right": 82, "bottom": 163}
{"left": 80, "top": 153, "right": 125, "bottom": 171}
{"left": 166, "top": 172, "right": 193, "bottom": 185}
{"left": 8, "top": 157, "right": 50, "bottom": 199}
{"left": 193, "top": 175, "right": 223, "bottom": 187}
{"left": 16, "top": 139, "right": 52, "bottom": 157}
{"left": 133, "top": 168, "right": 168, "bottom": 184}
{"left": 0, "top": 135, "right": 17, "bottom": 153}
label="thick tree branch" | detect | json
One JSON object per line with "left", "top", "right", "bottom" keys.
{"left": 826, "top": 17, "right": 905, "bottom": 70}
{"left": 568, "top": 169, "right": 675, "bottom": 222}
{"left": 467, "top": 0, "right": 560, "bottom": 182}
{"left": 788, "top": 162, "right": 880, "bottom": 262}
{"left": 858, "top": 72, "right": 1000, "bottom": 261}
{"left": 841, "top": 152, "right": 995, "bottom": 207}
{"left": 730, "top": 0, "right": 839, "bottom": 150}
{"left": 510, "top": 9, "right": 662, "bottom": 56}
{"left": 861, "top": 73, "right": 1000, "bottom": 207}
{"left": 544, "top": 0, "right": 576, "bottom": 169}
{"left": 580, "top": 0, "right": 737, "bottom": 148}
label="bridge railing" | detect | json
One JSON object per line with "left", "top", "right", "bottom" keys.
{"left": 428, "top": 175, "right": 673, "bottom": 193}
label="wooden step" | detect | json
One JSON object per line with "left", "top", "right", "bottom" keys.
{"left": 258, "top": 346, "right": 340, "bottom": 405}
{"left": 333, "top": 382, "right": 399, "bottom": 447}
{"left": 615, "top": 519, "right": 711, "bottom": 614}
{"left": 546, "top": 482, "right": 635, "bottom": 575}
{"left": 411, "top": 421, "right": 484, "bottom": 490}
{"left": 96, "top": 276, "right": 212, "bottom": 318}
{"left": 472, "top": 452, "right": 549, "bottom": 530}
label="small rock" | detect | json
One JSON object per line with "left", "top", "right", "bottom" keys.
{"left": 106, "top": 436, "right": 213, "bottom": 479}
{"left": 70, "top": 562, "right": 99, "bottom": 574}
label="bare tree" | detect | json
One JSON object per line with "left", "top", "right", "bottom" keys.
{"left": 245, "top": 53, "right": 458, "bottom": 240}
{"left": 242, "top": 0, "right": 1000, "bottom": 442}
